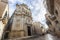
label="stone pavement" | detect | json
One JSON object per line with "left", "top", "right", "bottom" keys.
{"left": 5, "top": 34, "right": 60, "bottom": 40}
{"left": 21, "top": 34, "right": 60, "bottom": 40}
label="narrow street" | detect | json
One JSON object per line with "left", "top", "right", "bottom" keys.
{"left": 21, "top": 34, "right": 60, "bottom": 40}
{"left": 1, "top": 0, "right": 60, "bottom": 40}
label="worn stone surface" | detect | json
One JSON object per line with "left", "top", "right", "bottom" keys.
{"left": 22, "top": 34, "right": 60, "bottom": 40}
{"left": 5, "top": 34, "right": 60, "bottom": 40}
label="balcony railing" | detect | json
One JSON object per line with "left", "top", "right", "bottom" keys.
{"left": 46, "top": 20, "right": 52, "bottom": 26}
{"left": 48, "top": 15, "right": 56, "bottom": 21}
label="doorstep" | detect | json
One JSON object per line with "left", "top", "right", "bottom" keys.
{"left": 4, "top": 35, "right": 38, "bottom": 40}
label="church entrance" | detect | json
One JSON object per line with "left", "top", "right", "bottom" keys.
{"left": 27, "top": 26, "right": 31, "bottom": 36}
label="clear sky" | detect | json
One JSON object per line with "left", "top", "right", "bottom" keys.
{"left": 8, "top": 0, "right": 48, "bottom": 28}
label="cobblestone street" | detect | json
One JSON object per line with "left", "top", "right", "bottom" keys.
{"left": 21, "top": 34, "right": 60, "bottom": 40}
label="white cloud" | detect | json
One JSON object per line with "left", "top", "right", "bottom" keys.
{"left": 8, "top": 0, "right": 48, "bottom": 28}
{"left": 17, "top": 0, "right": 25, "bottom": 3}
{"left": 9, "top": 7, "right": 15, "bottom": 17}
{"left": 29, "top": 0, "right": 48, "bottom": 28}
{"left": 8, "top": 0, "right": 17, "bottom": 4}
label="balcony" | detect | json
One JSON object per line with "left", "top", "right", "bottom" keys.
{"left": 48, "top": 15, "right": 56, "bottom": 21}
{"left": 46, "top": 20, "right": 52, "bottom": 26}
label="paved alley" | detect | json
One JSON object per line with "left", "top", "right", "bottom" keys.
{"left": 22, "top": 34, "right": 60, "bottom": 40}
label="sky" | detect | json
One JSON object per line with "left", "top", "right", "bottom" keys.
{"left": 8, "top": 0, "right": 48, "bottom": 28}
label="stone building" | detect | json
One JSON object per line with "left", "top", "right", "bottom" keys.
{"left": 7, "top": 4, "right": 33, "bottom": 38}
{"left": 32, "top": 22, "right": 46, "bottom": 35}
{"left": 45, "top": 0, "right": 60, "bottom": 36}
{"left": 0, "top": 0, "right": 8, "bottom": 40}
{"left": 1, "top": 0, "right": 8, "bottom": 3}
{"left": 45, "top": 12, "right": 56, "bottom": 33}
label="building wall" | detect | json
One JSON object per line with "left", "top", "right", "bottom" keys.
{"left": 45, "top": 13, "right": 56, "bottom": 33}
{"left": 54, "top": 0, "right": 60, "bottom": 36}
{"left": 32, "top": 22, "right": 44, "bottom": 35}
{"left": 1, "top": 0, "right": 8, "bottom": 3}
{"left": 0, "top": 21, "right": 5, "bottom": 40}
{"left": 8, "top": 4, "right": 33, "bottom": 38}
{"left": 45, "top": 0, "right": 60, "bottom": 36}
{"left": 46, "top": 0, "right": 54, "bottom": 15}
{"left": 0, "top": 4, "right": 8, "bottom": 40}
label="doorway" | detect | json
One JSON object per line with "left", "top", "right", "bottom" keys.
{"left": 27, "top": 26, "right": 31, "bottom": 36}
